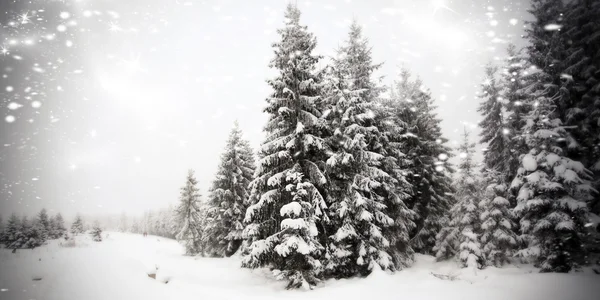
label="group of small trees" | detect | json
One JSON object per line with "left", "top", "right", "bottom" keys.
{"left": 0, "top": 209, "right": 67, "bottom": 251}
{"left": 0, "top": 210, "right": 107, "bottom": 250}
{"left": 433, "top": 0, "right": 600, "bottom": 273}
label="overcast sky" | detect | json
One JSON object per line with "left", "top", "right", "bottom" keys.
{"left": 0, "top": 0, "right": 530, "bottom": 220}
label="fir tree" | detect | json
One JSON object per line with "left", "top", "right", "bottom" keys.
{"left": 435, "top": 130, "right": 484, "bottom": 269}
{"left": 242, "top": 4, "right": 328, "bottom": 289}
{"left": 323, "top": 70, "right": 393, "bottom": 277}
{"left": 20, "top": 216, "right": 44, "bottom": 249}
{"left": 322, "top": 21, "right": 414, "bottom": 276}
{"left": 36, "top": 209, "right": 50, "bottom": 241}
{"left": 71, "top": 215, "right": 85, "bottom": 235}
{"left": 386, "top": 69, "right": 455, "bottom": 254}
{"left": 560, "top": 0, "right": 600, "bottom": 214}
{"left": 91, "top": 222, "right": 103, "bottom": 242}
{"left": 478, "top": 63, "right": 512, "bottom": 179}
{"left": 500, "top": 44, "right": 531, "bottom": 184}
{"left": 175, "top": 169, "right": 205, "bottom": 255}
{"left": 479, "top": 172, "right": 517, "bottom": 267}
{"left": 4, "top": 214, "right": 25, "bottom": 251}
{"left": 204, "top": 122, "right": 256, "bottom": 257}
{"left": 510, "top": 0, "right": 594, "bottom": 272}
{"left": 511, "top": 85, "right": 592, "bottom": 272}
{"left": 51, "top": 213, "right": 67, "bottom": 239}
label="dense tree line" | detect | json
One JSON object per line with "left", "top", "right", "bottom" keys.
{"left": 168, "top": 0, "right": 600, "bottom": 289}
{"left": 4, "top": 0, "right": 598, "bottom": 290}
{"left": 434, "top": 0, "right": 600, "bottom": 273}
{"left": 0, "top": 209, "right": 68, "bottom": 251}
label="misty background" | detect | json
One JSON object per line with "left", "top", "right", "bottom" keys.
{"left": 0, "top": 0, "right": 529, "bottom": 220}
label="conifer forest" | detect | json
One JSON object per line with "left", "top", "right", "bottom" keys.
{"left": 1, "top": 0, "right": 599, "bottom": 299}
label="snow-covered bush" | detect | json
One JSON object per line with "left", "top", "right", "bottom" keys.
{"left": 91, "top": 223, "right": 103, "bottom": 242}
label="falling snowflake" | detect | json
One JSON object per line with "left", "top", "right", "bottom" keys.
{"left": 7, "top": 102, "right": 22, "bottom": 110}
{"left": 543, "top": 23, "right": 562, "bottom": 31}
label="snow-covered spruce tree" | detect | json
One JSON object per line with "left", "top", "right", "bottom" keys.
{"left": 175, "top": 169, "right": 205, "bottom": 255}
{"left": 52, "top": 213, "right": 67, "bottom": 239}
{"left": 71, "top": 215, "right": 85, "bottom": 235}
{"left": 479, "top": 170, "right": 518, "bottom": 267}
{"left": 501, "top": 44, "right": 531, "bottom": 184}
{"left": 242, "top": 4, "right": 329, "bottom": 289}
{"left": 36, "top": 209, "right": 50, "bottom": 241}
{"left": 386, "top": 69, "right": 455, "bottom": 255}
{"left": 323, "top": 71, "right": 392, "bottom": 277}
{"left": 322, "top": 21, "right": 414, "bottom": 277}
{"left": 478, "top": 63, "right": 512, "bottom": 179}
{"left": 4, "top": 214, "right": 25, "bottom": 251}
{"left": 511, "top": 85, "right": 593, "bottom": 272}
{"left": 91, "top": 222, "right": 103, "bottom": 242}
{"left": 435, "top": 130, "right": 484, "bottom": 269}
{"left": 23, "top": 217, "right": 45, "bottom": 249}
{"left": 560, "top": 0, "right": 600, "bottom": 214}
{"left": 203, "top": 122, "right": 256, "bottom": 257}
{"left": 509, "top": 0, "right": 594, "bottom": 273}
{"left": 477, "top": 60, "right": 520, "bottom": 267}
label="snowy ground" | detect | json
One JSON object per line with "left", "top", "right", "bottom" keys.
{"left": 1, "top": 232, "right": 599, "bottom": 300}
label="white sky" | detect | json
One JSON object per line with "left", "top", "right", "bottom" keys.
{"left": 0, "top": 0, "right": 530, "bottom": 219}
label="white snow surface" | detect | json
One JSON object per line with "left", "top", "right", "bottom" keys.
{"left": 1, "top": 232, "right": 599, "bottom": 300}
{"left": 522, "top": 154, "right": 537, "bottom": 171}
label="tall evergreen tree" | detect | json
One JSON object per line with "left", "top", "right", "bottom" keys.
{"left": 71, "top": 215, "right": 85, "bottom": 235}
{"left": 51, "top": 213, "right": 67, "bottom": 239}
{"left": 510, "top": 0, "right": 594, "bottom": 272}
{"left": 242, "top": 4, "right": 329, "bottom": 289}
{"left": 204, "top": 122, "right": 256, "bottom": 257}
{"left": 20, "top": 216, "right": 44, "bottom": 249}
{"left": 36, "top": 209, "right": 50, "bottom": 241}
{"left": 510, "top": 84, "right": 592, "bottom": 272}
{"left": 501, "top": 44, "right": 531, "bottom": 184}
{"left": 560, "top": 0, "right": 600, "bottom": 214}
{"left": 323, "top": 71, "right": 393, "bottom": 277}
{"left": 323, "top": 21, "right": 414, "bottom": 276}
{"left": 478, "top": 63, "right": 511, "bottom": 178}
{"left": 386, "top": 70, "right": 455, "bottom": 254}
{"left": 4, "top": 214, "right": 25, "bottom": 251}
{"left": 479, "top": 171, "right": 517, "bottom": 267}
{"left": 435, "top": 130, "right": 484, "bottom": 269}
{"left": 175, "top": 169, "right": 205, "bottom": 255}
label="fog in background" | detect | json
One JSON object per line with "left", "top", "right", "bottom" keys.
{"left": 0, "top": 0, "right": 529, "bottom": 220}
